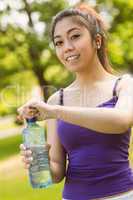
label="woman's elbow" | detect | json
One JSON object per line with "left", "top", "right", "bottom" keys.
{"left": 52, "top": 175, "right": 65, "bottom": 183}
{"left": 118, "top": 113, "right": 132, "bottom": 133}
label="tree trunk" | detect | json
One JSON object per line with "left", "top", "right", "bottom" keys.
{"left": 23, "top": 0, "right": 51, "bottom": 102}
{"left": 129, "top": 66, "right": 133, "bottom": 74}
{"left": 79, "top": 0, "right": 87, "bottom": 2}
{"left": 32, "top": 66, "right": 50, "bottom": 102}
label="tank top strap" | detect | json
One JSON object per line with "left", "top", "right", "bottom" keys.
{"left": 59, "top": 78, "right": 123, "bottom": 104}
{"left": 113, "top": 76, "right": 122, "bottom": 97}
{"left": 59, "top": 88, "right": 64, "bottom": 105}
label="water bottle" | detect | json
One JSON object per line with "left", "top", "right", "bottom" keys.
{"left": 22, "top": 117, "right": 53, "bottom": 188}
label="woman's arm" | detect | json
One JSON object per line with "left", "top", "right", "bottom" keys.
{"left": 53, "top": 75, "right": 133, "bottom": 134}
{"left": 19, "top": 92, "right": 67, "bottom": 183}
{"left": 46, "top": 93, "right": 67, "bottom": 183}
{"left": 54, "top": 106, "right": 130, "bottom": 134}
{"left": 47, "top": 118, "right": 66, "bottom": 183}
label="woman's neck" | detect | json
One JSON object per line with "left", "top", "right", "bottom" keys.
{"left": 74, "top": 60, "right": 114, "bottom": 89}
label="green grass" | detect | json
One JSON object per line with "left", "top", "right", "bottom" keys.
{"left": 0, "top": 134, "right": 21, "bottom": 160}
{"left": 0, "top": 172, "right": 63, "bottom": 200}
{"left": 0, "top": 121, "right": 18, "bottom": 131}
{"left": 0, "top": 154, "right": 64, "bottom": 200}
{"left": 0, "top": 133, "right": 64, "bottom": 200}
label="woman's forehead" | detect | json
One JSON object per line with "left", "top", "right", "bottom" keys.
{"left": 54, "top": 17, "right": 84, "bottom": 37}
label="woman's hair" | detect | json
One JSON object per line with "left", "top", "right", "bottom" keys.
{"left": 50, "top": 3, "right": 115, "bottom": 74}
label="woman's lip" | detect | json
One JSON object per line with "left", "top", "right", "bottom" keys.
{"left": 66, "top": 54, "right": 80, "bottom": 61}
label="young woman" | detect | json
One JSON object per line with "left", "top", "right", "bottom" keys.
{"left": 19, "top": 3, "right": 133, "bottom": 200}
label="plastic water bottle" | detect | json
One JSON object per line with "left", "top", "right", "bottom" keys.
{"left": 22, "top": 117, "right": 53, "bottom": 188}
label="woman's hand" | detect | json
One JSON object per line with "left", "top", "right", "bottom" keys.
{"left": 20, "top": 143, "right": 51, "bottom": 169}
{"left": 17, "top": 99, "right": 56, "bottom": 121}
{"left": 20, "top": 144, "right": 33, "bottom": 169}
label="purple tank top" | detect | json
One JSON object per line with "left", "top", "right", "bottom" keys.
{"left": 57, "top": 77, "right": 133, "bottom": 200}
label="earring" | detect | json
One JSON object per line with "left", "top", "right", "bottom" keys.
{"left": 97, "top": 44, "right": 100, "bottom": 49}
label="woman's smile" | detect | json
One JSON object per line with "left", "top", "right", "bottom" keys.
{"left": 66, "top": 54, "right": 80, "bottom": 63}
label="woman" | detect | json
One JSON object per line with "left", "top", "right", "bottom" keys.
{"left": 19, "top": 3, "right": 133, "bottom": 200}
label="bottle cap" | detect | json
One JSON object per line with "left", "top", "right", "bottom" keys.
{"left": 26, "top": 117, "right": 36, "bottom": 123}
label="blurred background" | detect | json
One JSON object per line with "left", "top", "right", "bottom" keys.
{"left": 0, "top": 0, "right": 133, "bottom": 199}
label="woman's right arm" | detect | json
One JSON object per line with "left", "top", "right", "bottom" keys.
{"left": 46, "top": 92, "right": 67, "bottom": 183}
{"left": 47, "top": 117, "right": 67, "bottom": 183}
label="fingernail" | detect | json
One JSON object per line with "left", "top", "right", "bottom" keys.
{"left": 28, "top": 150, "right": 32, "bottom": 154}
{"left": 30, "top": 157, "right": 33, "bottom": 161}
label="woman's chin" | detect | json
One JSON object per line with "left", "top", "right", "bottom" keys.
{"left": 67, "top": 65, "right": 84, "bottom": 73}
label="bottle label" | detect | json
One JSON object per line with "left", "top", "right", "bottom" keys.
{"left": 30, "top": 145, "right": 50, "bottom": 173}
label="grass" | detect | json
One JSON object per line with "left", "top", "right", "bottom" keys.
{"left": 0, "top": 134, "right": 22, "bottom": 161}
{"left": 0, "top": 133, "right": 64, "bottom": 200}
{"left": 0, "top": 121, "right": 18, "bottom": 131}
{"left": 0, "top": 155, "right": 64, "bottom": 200}
{"left": 0, "top": 171, "right": 64, "bottom": 200}
{"left": 0, "top": 115, "right": 18, "bottom": 131}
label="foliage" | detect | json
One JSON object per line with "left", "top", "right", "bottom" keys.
{"left": 0, "top": 0, "right": 73, "bottom": 104}
{"left": 0, "top": 135, "right": 21, "bottom": 160}
{"left": 0, "top": 154, "right": 64, "bottom": 200}
{"left": 96, "top": 0, "right": 133, "bottom": 72}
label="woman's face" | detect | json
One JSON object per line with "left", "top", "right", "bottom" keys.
{"left": 53, "top": 17, "right": 97, "bottom": 73}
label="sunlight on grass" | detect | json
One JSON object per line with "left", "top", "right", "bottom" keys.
{"left": 0, "top": 122, "right": 18, "bottom": 131}
{"left": 0, "top": 155, "right": 64, "bottom": 200}
{"left": 0, "top": 135, "right": 21, "bottom": 160}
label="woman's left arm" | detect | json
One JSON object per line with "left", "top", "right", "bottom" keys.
{"left": 52, "top": 75, "right": 133, "bottom": 134}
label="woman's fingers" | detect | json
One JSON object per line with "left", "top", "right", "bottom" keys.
{"left": 20, "top": 143, "right": 51, "bottom": 169}
{"left": 19, "top": 143, "right": 32, "bottom": 166}
{"left": 20, "top": 149, "right": 32, "bottom": 157}
{"left": 24, "top": 164, "right": 30, "bottom": 169}
{"left": 17, "top": 99, "right": 51, "bottom": 121}
{"left": 22, "top": 157, "right": 32, "bottom": 169}
{"left": 45, "top": 144, "right": 51, "bottom": 151}
{"left": 20, "top": 143, "right": 26, "bottom": 151}
{"left": 21, "top": 154, "right": 33, "bottom": 169}
{"left": 22, "top": 156, "right": 33, "bottom": 163}
{"left": 18, "top": 107, "right": 36, "bottom": 119}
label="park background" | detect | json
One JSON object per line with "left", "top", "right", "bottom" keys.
{"left": 0, "top": 0, "right": 133, "bottom": 199}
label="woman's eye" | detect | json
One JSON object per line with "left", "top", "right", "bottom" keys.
{"left": 71, "top": 34, "right": 80, "bottom": 40}
{"left": 55, "top": 41, "right": 63, "bottom": 47}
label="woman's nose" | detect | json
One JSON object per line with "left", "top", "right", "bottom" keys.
{"left": 63, "top": 40, "right": 75, "bottom": 52}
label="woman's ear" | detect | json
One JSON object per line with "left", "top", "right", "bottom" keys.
{"left": 95, "top": 33, "right": 102, "bottom": 49}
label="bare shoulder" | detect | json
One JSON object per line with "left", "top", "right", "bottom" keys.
{"left": 47, "top": 90, "right": 60, "bottom": 105}
{"left": 63, "top": 80, "right": 81, "bottom": 95}
{"left": 116, "top": 73, "right": 133, "bottom": 95}
{"left": 119, "top": 73, "right": 132, "bottom": 87}
{"left": 47, "top": 81, "right": 77, "bottom": 104}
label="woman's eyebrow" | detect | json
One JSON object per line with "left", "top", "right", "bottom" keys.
{"left": 54, "top": 27, "right": 81, "bottom": 39}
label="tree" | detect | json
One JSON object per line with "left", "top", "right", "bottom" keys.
{"left": 96, "top": 0, "right": 133, "bottom": 73}
{"left": 0, "top": 0, "right": 73, "bottom": 103}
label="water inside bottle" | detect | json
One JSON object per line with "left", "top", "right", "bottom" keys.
{"left": 29, "top": 145, "right": 52, "bottom": 188}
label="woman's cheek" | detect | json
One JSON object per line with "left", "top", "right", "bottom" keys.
{"left": 56, "top": 50, "right": 62, "bottom": 62}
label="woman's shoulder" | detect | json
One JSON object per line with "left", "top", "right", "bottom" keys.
{"left": 115, "top": 73, "right": 133, "bottom": 95}
{"left": 63, "top": 80, "right": 80, "bottom": 92}
{"left": 47, "top": 81, "right": 78, "bottom": 105}
{"left": 47, "top": 90, "right": 60, "bottom": 105}
{"left": 117, "top": 73, "right": 132, "bottom": 86}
